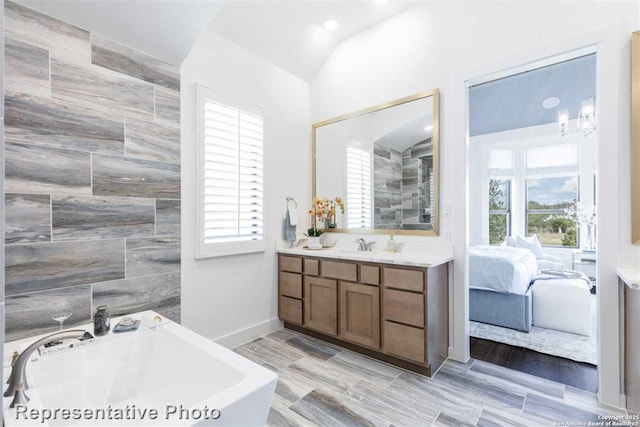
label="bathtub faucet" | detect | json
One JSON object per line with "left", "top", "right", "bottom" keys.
{"left": 4, "top": 329, "right": 89, "bottom": 408}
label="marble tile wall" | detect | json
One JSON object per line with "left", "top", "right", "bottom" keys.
{"left": 3, "top": 1, "right": 181, "bottom": 341}
{"left": 402, "top": 138, "right": 433, "bottom": 230}
{"left": 373, "top": 143, "right": 403, "bottom": 229}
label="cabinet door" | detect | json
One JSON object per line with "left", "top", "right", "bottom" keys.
{"left": 304, "top": 276, "right": 338, "bottom": 336}
{"left": 339, "top": 282, "right": 380, "bottom": 349}
{"left": 626, "top": 284, "right": 640, "bottom": 413}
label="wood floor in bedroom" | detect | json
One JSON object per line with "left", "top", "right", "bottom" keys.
{"left": 233, "top": 328, "right": 621, "bottom": 426}
{"left": 470, "top": 337, "right": 598, "bottom": 393}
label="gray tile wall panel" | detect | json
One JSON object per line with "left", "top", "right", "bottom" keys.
{"left": 92, "top": 272, "right": 180, "bottom": 322}
{"left": 92, "top": 154, "right": 180, "bottom": 199}
{"left": 52, "top": 196, "right": 155, "bottom": 241}
{"left": 4, "top": 37, "right": 49, "bottom": 98}
{"left": 5, "top": 94, "right": 124, "bottom": 154}
{"left": 5, "top": 141, "right": 91, "bottom": 195}
{"left": 6, "top": 240, "right": 125, "bottom": 295}
{"left": 5, "top": 193, "right": 51, "bottom": 243}
{"left": 6, "top": 285, "right": 91, "bottom": 341}
{"left": 155, "top": 199, "right": 181, "bottom": 236}
{"left": 91, "top": 34, "right": 180, "bottom": 91}
{"left": 126, "top": 237, "right": 181, "bottom": 278}
{"left": 4, "top": 1, "right": 181, "bottom": 342}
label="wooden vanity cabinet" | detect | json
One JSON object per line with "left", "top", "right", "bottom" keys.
{"left": 277, "top": 254, "right": 449, "bottom": 376}
{"left": 623, "top": 279, "right": 640, "bottom": 414}
{"left": 339, "top": 281, "right": 380, "bottom": 349}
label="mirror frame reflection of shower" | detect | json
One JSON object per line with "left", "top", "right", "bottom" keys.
{"left": 312, "top": 89, "right": 440, "bottom": 236}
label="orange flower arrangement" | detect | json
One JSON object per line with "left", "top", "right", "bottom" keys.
{"left": 306, "top": 197, "right": 345, "bottom": 237}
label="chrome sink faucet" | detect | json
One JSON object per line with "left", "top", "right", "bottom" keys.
{"left": 4, "top": 329, "right": 88, "bottom": 407}
{"left": 355, "top": 238, "right": 375, "bottom": 252}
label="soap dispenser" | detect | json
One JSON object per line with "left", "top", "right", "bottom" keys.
{"left": 384, "top": 235, "right": 403, "bottom": 253}
{"left": 93, "top": 306, "right": 111, "bottom": 336}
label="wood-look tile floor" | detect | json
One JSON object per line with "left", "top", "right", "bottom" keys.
{"left": 234, "top": 328, "right": 631, "bottom": 427}
{"left": 470, "top": 337, "right": 598, "bottom": 393}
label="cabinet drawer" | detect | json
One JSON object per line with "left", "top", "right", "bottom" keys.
{"left": 383, "top": 267, "right": 424, "bottom": 292}
{"left": 321, "top": 260, "right": 357, "bottom": 282}
{"left": 384, "top": 288, "right": 424, "bottom": 328}
{"left": 304, "top": 258, "right": 319, "bottom": 276}
{"left": 280, "top": 272, "right": 302, "bottom": 299}
{"left": 280, "top": 296, "right": 302, "bottom": 325}
{"left": 383, "top": 321, "right": 425, "bottom": 364}
{"left": 280, "top": 256, "right": 302, "bottom": 273}
{"left": 360, "top": 265, "right": 380, "bottom": 285}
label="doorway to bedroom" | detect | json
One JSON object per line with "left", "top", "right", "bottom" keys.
{"left": 467, "top": 50, "right": 598, "bottom": 391}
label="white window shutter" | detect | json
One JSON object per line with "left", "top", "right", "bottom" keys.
{"left": 197, "top": 86, "right": 265, "bottom": 257}
{"left": 346, "top": 145, "right": 372, "bottom": 229}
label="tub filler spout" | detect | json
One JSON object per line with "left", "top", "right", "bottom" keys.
{"left": 4, "top": 329, "right": 88, "bottom": 408}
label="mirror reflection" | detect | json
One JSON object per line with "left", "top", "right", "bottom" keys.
{"left": 314, "top": 91, "right": 439, "bottom": 234}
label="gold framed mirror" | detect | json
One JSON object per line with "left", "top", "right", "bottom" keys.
{"left": 312, "top": 89, "right": 440, "bottom": 236}
{"left": 632, "top": 31, "right": 640, "bottom": 245}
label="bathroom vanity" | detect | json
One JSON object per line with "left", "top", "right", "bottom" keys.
{"left": 277, "top": 249, "right": 452, "bottom": 376}
{"left": 619, "top": 269, "right": 640, "bottom": 414}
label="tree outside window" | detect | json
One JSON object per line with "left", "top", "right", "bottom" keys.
{"left": 489, "top": 179, "right": 511, "bottom": 245}
{"left": 526, "top": 176, "right": 578, "bottom": 247}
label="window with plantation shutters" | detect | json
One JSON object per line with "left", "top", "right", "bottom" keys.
{"left": 346, "top": 144, "right": 372, "bottom": 229}
{"left": 197, "top": 85, "right": 265, "bottom": 258}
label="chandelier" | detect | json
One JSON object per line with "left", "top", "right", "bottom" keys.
{"left": 558, "top": 97, "right": 596, "bottom": 137}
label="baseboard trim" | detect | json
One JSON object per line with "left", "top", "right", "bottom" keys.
{"left": 448, "top": 345, "right": 470, "bottom": 363}
{"left": 597, "top": 391, "right": 627, "bottom": 411}
{"left": 214, "top": 317, "right": 283, "bottom": 349}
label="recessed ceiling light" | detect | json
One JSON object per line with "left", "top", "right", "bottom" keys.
{"left": 424, "top": 125, "right": 433, "bottom": 132}
{"left": 374, "top": 0, "right": 389, "bottom": 4}
{"left": 323, "top": 19, "right": 339, "bottom": 32}
{"left": 542, "top": 96, "right": 560, "bottom": 109}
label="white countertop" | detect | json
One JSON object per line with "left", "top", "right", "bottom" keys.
{"left": 277, "top": 244, "right": 453, "bottom": 267}
{"left": 618, "top": 269, "right": 640, "bottom": 289}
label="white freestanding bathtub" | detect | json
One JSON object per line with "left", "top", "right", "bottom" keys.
{"left": 3, "top": 311, "right": 277, "bottom": 426}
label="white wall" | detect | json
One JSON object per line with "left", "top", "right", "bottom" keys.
{"left": 181, "top": 30, "right": 311, "bottom": 347}
{"left": 311, "top": 1, "right": 638, "bottom": 407}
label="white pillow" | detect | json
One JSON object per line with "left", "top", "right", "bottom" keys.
{"left": 504, "top": 236, "right": 517, "bottom": 247}
{"left": 516, "top": 234, "right": 545, "bottom": 259}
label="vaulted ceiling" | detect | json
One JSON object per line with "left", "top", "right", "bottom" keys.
{"left": 13, "top": 0, "right": 225, "bottom": 65}
{"left": 207, "top": 0, "right": 416, "bottom": 82}
{"left": 14, "top": 0, "right": 418, "bottom": 78}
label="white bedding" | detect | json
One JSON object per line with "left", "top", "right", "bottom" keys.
{"left": 469, "top": 245, "right": 538, "bottom": 294}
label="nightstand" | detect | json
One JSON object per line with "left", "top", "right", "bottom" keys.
{"left": 572, "top": 250, "right": 597, "bottom": 283}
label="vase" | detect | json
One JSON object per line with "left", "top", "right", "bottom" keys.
{"left": 308, "top": 236, "right": 322, "bottom": 249}
{"left": 325, "top": 216, "right": 336, "bottom": 229}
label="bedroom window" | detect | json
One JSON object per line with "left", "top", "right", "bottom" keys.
{"left": 489, "top": 179, "right": 511, "bottom": 245}
{"left": 488, "top": 148, "right": 513, "bottom": 245}
{"left": 346, "top": 144, "right": 372, "bottom": 228}
{"left": 196, "top": 85, "right": 265, "bottom": 258}
{"left": 525, "top": 143, "right": 579, "bottom": 247}
{"left": 526, "top": 176, "right": 579, "bottom": 246}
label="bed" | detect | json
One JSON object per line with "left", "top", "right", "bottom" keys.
{"left": 469, "top": 245, "right": 538, "bottom": 332}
